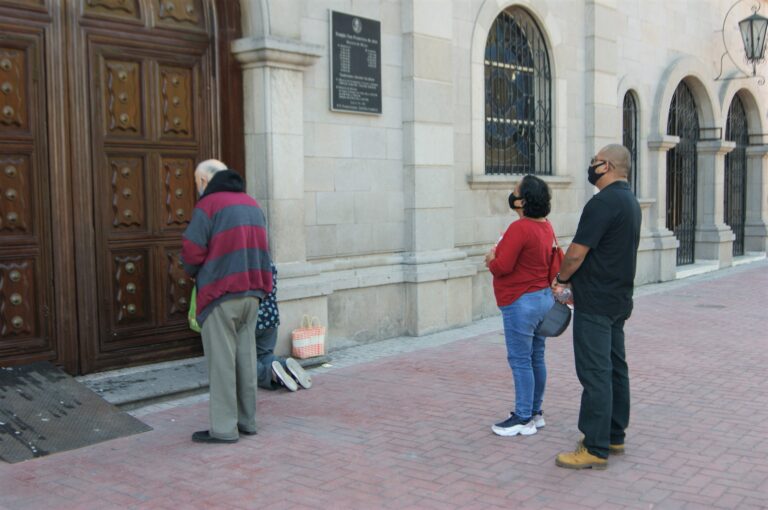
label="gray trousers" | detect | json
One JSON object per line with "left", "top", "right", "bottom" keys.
{"left": 201, "top": 297, "right": 260, "bottom": 440}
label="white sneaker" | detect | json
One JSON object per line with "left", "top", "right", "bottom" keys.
{"left": 533, "top": 411, "right": 546, "bottom": 428}
{"left": 285, "top": 357, "right": 312, "bottom": 389}
{"left": 491, "top": 413, "right": 537, "bottom": 437}
{"left": 272, "top": 361, "right": 298, "bottom": 392}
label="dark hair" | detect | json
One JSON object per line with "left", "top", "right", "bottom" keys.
{"left": 519, "top": 175, "right": 551, "bottom": 218}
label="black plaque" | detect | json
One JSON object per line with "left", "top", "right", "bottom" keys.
{"left": 330, "top": 11, "right": 382, "bottom": 114}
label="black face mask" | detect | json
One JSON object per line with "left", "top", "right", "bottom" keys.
{"left": 587, "top": 161, "right": 606, "bottom": 185}
{"left": 508, "top": 193, "right": 523, "bottom": 210}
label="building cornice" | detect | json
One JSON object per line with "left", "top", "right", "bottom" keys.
{"left": 232, "top": 36, "right": 324, "bottom": 70}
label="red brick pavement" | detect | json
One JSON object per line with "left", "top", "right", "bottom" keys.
{"left": 1, "top": 265, "right": 768, "bottom": 509}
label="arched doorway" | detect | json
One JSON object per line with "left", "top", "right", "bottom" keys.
{"left": 724, "top": 95, "right": 749, "bottom": 257}
{"left": 0, "top": 0, "right": 243, "bottom": 374}
{"left": 666, "top": 81, "right": 699, "bottom": 266}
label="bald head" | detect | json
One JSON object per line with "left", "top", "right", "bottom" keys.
{"left": 599, "top": 144, "right": 631, "bottom": 179}
{"left": 195, "top": 159, "right": 227, "bottom": 195}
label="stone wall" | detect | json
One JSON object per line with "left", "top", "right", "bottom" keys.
{"left": 236, "top": 0, "right": 768, "bottom": 356}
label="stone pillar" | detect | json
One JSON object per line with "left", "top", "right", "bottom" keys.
{"left": 585, "top": 1, "right": 618, "bottom": 157}
{"left": 401, "top": 0, "right": 474, "bottom": 335}
{"left": 646, "top": 136, "right": 680, "bottom": 281}
{"left": 744, "top": 145, "right": 768, "bottom": 253}
{"left": 232, "top": 37, "right": 327, "bottom": 356}
{"left": 695, "top": 140, "right": 736, "bottom": 266}
{"left": 232, "top": 37, "right": 323, "bottom": 265}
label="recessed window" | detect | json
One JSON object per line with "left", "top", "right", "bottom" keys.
{"left": 484, "top": 8, "right": 551, "bottom": 175}
{"left": 666, "top": 81, "right": 699, "bottom": 266}
{"left": 724, "top": 95, "right": 748, "bottom": 256}
{"left": 622, "top": 91, "right": 639, "bottom": 194}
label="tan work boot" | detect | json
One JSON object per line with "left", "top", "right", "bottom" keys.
{"left": 577, "top": 438, "right": 625, "bottom": 455}
{"left": 556, "top": 444, "right": 608, "bottom": 470}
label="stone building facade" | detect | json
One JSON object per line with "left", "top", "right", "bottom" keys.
{"left": 0, "top": 0, "right": 764, "bottom": 373}
{"left": 234, "top": 0, "right": 767, "bottom": 355}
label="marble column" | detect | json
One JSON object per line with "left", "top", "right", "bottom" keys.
{"left": 232, "top": 37, "right": 322, "bottom": 265}
{"left": 744, "top": 144, "right": 768, "bottom": 253}
{"left": 645, "top": 136, "right": 680, "bottom": 281}
{"left": 401, "top": 0, "right": 474, "bottom": 335}
{"left": 695, "top": 140, "right": 735, "bottom": 266}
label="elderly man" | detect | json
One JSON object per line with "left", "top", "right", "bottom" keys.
{"left": 552, "top": 144, "right": 641, "bottom": 469}
{"left": 182, "top": 159, "right": 272, "bottom": 443}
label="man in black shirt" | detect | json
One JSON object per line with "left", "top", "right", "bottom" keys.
{"left": 552, "top": 144, "right": 641, "bottom": 470}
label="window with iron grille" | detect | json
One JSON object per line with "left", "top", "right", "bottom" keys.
{"left": 484, "top": 8, "right": 551, "bottom": 175}
{"left": 724, "top": 95, "right": 748, "bottom": 257}
{"left": 666, "top": 81, "right": 699, "bottom": 266}
{"left": 622, "top": 91, "right": 639, "bottom": 195}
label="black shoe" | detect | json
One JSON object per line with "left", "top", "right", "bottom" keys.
{"left": 237, "top": 425, "right": 257, "bottom": 436}
{"left": 191, "top": 430, "right": 238, "bottom": 443}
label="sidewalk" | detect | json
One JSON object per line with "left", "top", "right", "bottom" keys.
{"left": 1, "top": 260, "right": 767, "bottom": 509}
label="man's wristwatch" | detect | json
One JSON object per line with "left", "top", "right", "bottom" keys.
{"left": 556, "top": 272, "right": 570, "bottom": 284}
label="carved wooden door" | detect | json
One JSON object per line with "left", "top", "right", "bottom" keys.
{"left": 0, "top": 7, "right": 57, "bottom": 366}
{"left": 76, "top": 0, "right": 218, "bottom": 372}
{"left": 0, "top": 0, "right": 241, "bottom": 374}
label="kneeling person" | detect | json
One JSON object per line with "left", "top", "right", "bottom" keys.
{"left": 256, "top": 263, "right": 312, "bottom": 392}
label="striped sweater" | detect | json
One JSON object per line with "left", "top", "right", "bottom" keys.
{"left": 181, "top": 170, "right": 272, "bottom": 325}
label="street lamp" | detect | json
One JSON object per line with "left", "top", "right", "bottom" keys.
{"left": 739, "top": 11, "right": 768, "bottom": 76}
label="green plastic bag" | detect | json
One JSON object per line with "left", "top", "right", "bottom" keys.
{"left": 188, "top": 287, "right": 202, "bottom": 333}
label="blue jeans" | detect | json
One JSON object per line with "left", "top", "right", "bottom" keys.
{"left": 499, "top": 288, "right": 553, "bottom": 420}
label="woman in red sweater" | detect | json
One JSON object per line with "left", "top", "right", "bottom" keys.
{"left": 485, "top": 175, "right": 558, "bottom": 437}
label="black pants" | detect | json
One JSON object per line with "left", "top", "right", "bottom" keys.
{"left": 572, "top": 310, "right": 630, "bottom": 459}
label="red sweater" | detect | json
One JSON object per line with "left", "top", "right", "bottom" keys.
{"left": 488, "top": 218, "right": 555, "bottom": 307}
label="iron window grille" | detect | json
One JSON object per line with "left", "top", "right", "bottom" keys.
{"left": 622, "top": 92, "right": 639, "bottom": 195}
{"left": 725, "top": 95, "right": 749, "bottom": 257}
{"left": 484, "top": 8, "right": 552, "bottom": 175}
{"left": 666, "top": 81, "right": 699, "bottom": 266}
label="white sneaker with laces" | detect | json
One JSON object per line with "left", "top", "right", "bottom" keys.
{"left": 533, "top": 411, "right": 546, "bottom": 428}
{"left": 491, "top": 413, "right": 537, "bottom": 437}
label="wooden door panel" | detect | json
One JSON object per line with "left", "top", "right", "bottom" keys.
{"left": 0, "top": 259, "right": 40, "bottom": 340}
{"left": 111, "top": 250, "right": 152, "bottom": 329}
{"left": 102, "top": 58, "right": 145, "bottom": 140}
{"left": 154, "top": 0, "right": 205, "bottom": 31}
{"left": 159, "top": 155, "right": 196, "bottom": 230}
{"left": 0, "top": 154, "right": 32, "bottom": 235}
{"left": 108, "top": 154, "right": 147, "bottom": 232}
{"left": 0, "top": 0, "right": 45, "bottom": 8}
{"left": 90, "top": 39, "right": 206, "bottom": 363}
{"left": 164, "top": 247, "right": 191, "bottom": 322}
{"left": 83, "top": 0, "right": 142, "bottom": 22}
{"left": 0, "top": 45, "right": 30, "bottom": 135}
{"left": 158, "top": 65, "right": 195, "bottom": 141}
{"left": 0, "top": 27, "right": 54, "bottom": 363}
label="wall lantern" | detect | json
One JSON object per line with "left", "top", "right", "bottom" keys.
{"left": 739, "top": 11, "right": 768, "bottom": 75}
{"left": 715, "top": 0, "right": 768, "bottom": 85}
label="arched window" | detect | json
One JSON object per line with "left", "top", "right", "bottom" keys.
{"left": 666, "top": 81, "right": 699, "bottom": 266}
{"left": 725, "top": 95, "right": 749, "bottom": 256}
{"left": 622, "top": 91, "right": 639, "bottom": 194}
{"left": 484, "top": 8, "right": 551, "bottom": 175}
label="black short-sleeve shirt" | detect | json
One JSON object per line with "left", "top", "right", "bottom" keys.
{"left": 571, "top": 181, "right": 642, "bottom": 317}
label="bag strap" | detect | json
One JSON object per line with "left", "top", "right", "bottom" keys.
{"left": 547, "top": 222, "right": 560, "bottom": 273}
